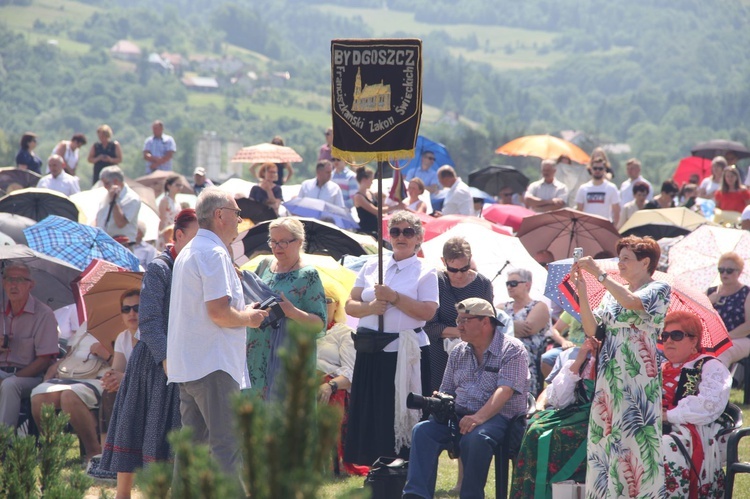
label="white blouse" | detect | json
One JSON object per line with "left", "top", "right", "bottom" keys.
{"left": 665, "top": 355, "right": 732, "bottom": 426}
{"left": 316, "top": 323, "right": 356, "bottom": 387}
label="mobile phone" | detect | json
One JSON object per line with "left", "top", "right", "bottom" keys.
{"left": 573, "top": 247, "right": 583, "bottom": 263}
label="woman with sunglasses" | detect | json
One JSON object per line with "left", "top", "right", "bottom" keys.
{"left": 99, "top": 209, "right": 198, "bottom": 496}
{"left": 661, "top": 311, "right": 731, "bottom": 499}
{"left": 573, "top": 235, "right": 670, "bottom": 499}
{"left": 344, "top": 211, "right": 439, "bottom": 466}
{"left": 246, "top": 217, "right": 326, "bottom": 398}
{"left": 710, "top": 252, "right": 750, "bottom": 368}
{"left": 501, "top": 268, "right": 550, "bottom": 397}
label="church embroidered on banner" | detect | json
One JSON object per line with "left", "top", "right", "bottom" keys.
{"left": 352, "top": 67, "right": 391, "bottom": 112}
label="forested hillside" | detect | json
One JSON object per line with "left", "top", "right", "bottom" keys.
{"left": 1, "top": 0, "right": 749, "bottom": 186}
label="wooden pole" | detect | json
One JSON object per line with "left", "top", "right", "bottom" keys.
{"left": 377, "top": 160, "right": 385, "bottom": 333}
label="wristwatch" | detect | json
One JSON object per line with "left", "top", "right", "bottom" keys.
{"left": 597, "top": 272, "right": 608, "bottom": 283}
{"left": 327, "top": 380, "right": 338, "bottom": 394}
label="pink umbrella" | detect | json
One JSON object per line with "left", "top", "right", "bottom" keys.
{"left": 482, "top": 204, "right": 535, "bottom": 232}
{"left": 71, "top": 259, "right": 127, "bottom": 324}
{"left": 381, "top": 213, "right": 512, "bottom": 243}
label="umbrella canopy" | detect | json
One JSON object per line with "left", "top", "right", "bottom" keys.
{"left": 217, "top": 178, "right": 256, "bottom": 199}
{"left": 230, "top": 143, "right": 303, "bottom": 164}
{"left": 673, "top": 156, "right": 712, "bottom": 187}
{"left": 0, "top": 167, "right": 41, "bottom": 194}
{"left": 691, "top": 139, "right": 750, "bottom": 161}
{"left": 555, "top": 261, "right": 730, "bottom": 355}
{"left": 83, "top": 271, "right": 143, "bottom": 353}
{"left": 283, "top": 197, "right": 359, "bottom": 231}
{"left": 0, "top": 187, "right": 81, "bottom": 222}
{"left": 0, "top": 245, "right": 81, "bottom": 310}
{"left": 496, "top": 134, "right": 590, "bottom": 165}
{"left": 0, "top": 213, "right": 35, "bottom": 244}
{"left": 71, "top": 258, "right": 127, "bottom": 325}
{"left": 236, "top": 197, "right": 278, "bottom": 224}
{"left": 544, "top": 257, "right": 617, "bottom": 309}
{"left": 70, "top": 188, "right": 160, "bottom": 243}
{"left": 134, "top": 170, "right": 194, "bottom": 197}
{"left": 420, "top": 224, "right": 548, "bottom": 305}
{"left": 0, "top": 232, "right": 14, "bottom": 246}
{"left": 241, "top": 253, "right": 356, "bottom": 324}
{"left": 24, "top": 215, "right": 140, "bottom": 271}
{"left": 381, "top": 212, "right": 512, "bottom": 243}
{"left": 517, "top": 208, "right": 621, "bottom": 261}
{"left": 468, "top": 165, "right": 529, "bottom": 197}
{"left": 238, "top": 217, "right": 368, "bottom": 261}
{"left": 482, "top": 204, "right": 535, "bottom": 232}
{"left": 667, "top": 224, "right": 750, "bottom": 292}
{"left": 619, "top": 207, "right": 710, "bottom": 239}
{"left": 124, "top": 178, "right": 159, "bottom": 214}
{"left": 399, "top": 135, "right": 455, "bottom": 179}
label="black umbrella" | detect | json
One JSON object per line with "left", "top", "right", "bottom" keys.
{"left": 691, "top": 140, "right": 750, "bottom": 160}
{"left": 468, "top": 165, "right": 530, "bottom": 196}
{"left": 240, "top": 218, "right": 367, "bottom": 261}
{"left": 0, "top": 187, "right": 80, "bottom": 222}
{"left": 0, "top": 213, "right": 35, "bottom": 244}
{"left": 236, "top": 197, "right": 278, "bottom": 224}
{"left": 0, "top": 167, "right": 41, "bottom": 195}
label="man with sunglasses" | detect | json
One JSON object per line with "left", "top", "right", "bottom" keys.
{"left": 405, "top": 151, "right": 440, "bottom": 198}
{"left": 403, "top": 298, "right": 529, "bottom": 499}
{"left": 0, "top": 263, "right": 59, "bottom": 429}
{"left": 575, "top": 158, "right": 621, "bottom": 226}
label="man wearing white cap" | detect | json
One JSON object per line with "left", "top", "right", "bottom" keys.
{"left": 192, "top": 167, "right": 213, "bottom": 196}
{"left": 403, "top": 297, "right": 529, "bottom": 499}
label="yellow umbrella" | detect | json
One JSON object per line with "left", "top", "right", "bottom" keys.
{"left": 240, "top": 253, "right": 355, "bottom": 324}
{"left": 496, "top": 134, "right": 590, "bottom": 165}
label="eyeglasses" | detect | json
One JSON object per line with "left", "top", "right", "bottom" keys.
{"left": 446, "top": 263, "right": 471, "bottom": 273}
{"left": 456, "top": 316, "right": 483, "bottom": 326}
{"left": 506, "top": 280, "right": 528, "bottom": 288}
{"left": 325, "top": 131, "right": 332, "bottom": 136}
{"left": 220, "top": 207, "right": 242, "bottom": 218}
{"left": 425, "top": 156, "right": 436, "bottom": 161}
{"left": 389, "top": 227, "right": 417, "bottom": 239}
{"left": 591, "top": 167, "right": 605, "bottom": 171}
{"left": 121, "top": 304, "right": 139, "bottom": 314}
{"left": 718, "top": 267, "right": 738, "bottom": 274}
{"left": 660, "top": 330, "right": 694, "bottom": 342}
{"left": 3, "top": 276, "right": 31, "bottom": 284}
{"left": 325, "top": 298, "right": 334, "bottom": 304}
{"left": 268, "top": 238, "right": 297, "bottom": 249}
{"left": 500, "top": 192, "right": 513, "bottom": 197}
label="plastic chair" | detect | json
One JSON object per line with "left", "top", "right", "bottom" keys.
{"left": 494, "top": 392, "right": 536, "bottom": 499}
{"left": 723, "top": 403, "right": 747, "bottom": 499}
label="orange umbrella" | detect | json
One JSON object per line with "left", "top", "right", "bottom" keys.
{"left": 496, "top": 135, "right": 590, "bottom": 165}
{"left": 230, "top": 143, "right": 303, "bottom": 164}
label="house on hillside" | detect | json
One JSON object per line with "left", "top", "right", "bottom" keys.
{"left": 191, "top": 55, "right": 244, "bottom": 75}
{"left": 267, "top": 71, "right": 291, "bottom": 88}
{"left": 161, "top": 52, "right": 183, "bottom": 74}
{"left": 110, "top": 40, "right": 141, "bottom": 62}
{"left": 182, "top": 76, "right": 220, "bottom": 92}
{"left": 230, "top": 71, "right": 259, "bottom": 95}
{"left": 148, "top": 53, "right": 174, "bottom": 74}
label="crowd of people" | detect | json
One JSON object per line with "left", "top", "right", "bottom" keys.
{"left": 1, "top": 123, "right": 749, "bottom": 499}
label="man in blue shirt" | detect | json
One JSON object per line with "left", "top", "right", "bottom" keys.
{"left": 403, "top": 298, "right": 529, "bottom": 499}
{"left": 143, "top": 120, "right": 177, "bottom": 173}
{"left": 405, "top": 151, "right": 440, "bottom": 199}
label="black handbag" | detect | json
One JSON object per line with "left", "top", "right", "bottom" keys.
{"left": 351, "top": 327, "right": 398, "bottom": 353}
{"left": 364, "top": 456, "right": 408, "bottom": 499}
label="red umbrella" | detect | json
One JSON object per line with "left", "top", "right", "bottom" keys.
{"left": 481, "top": 204, "right": 535, "bottom": 232}
{"left": 557, "top": 261, "right": 731, "bottom": 356}
{"left": 71, "top": 259, "right": 127, "bottom": 324}
{"left": 381, "top": 213, "right": 512, "bottom": 243}
{"left": 673, "top": 156, "right": 711, "bottom": 187}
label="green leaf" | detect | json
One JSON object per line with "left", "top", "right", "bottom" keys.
{"left": 645, "top": 378, "right": 661, "bottom": 404}
{"left": 635, "top": 425, "right": 662, "bottom": 482}
{"left": 604, "top": 360, "right": 624, "bottom": 409}
{"left": 622, "top": 342, "right": 641, "bottom": 378}
{"left": 590, "top": 422, "right": 604, "bottom": 444}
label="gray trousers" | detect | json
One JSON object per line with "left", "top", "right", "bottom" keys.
{"left": 177, "top": 370, "right": 243, "bottom": 484}
{"left": 0, "top": 371, "right": 42, "bottom": 428}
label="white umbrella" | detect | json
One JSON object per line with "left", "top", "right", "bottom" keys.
{"left": 70, "top": 188, "right": 160, "bottom": 242}
{"left": 420, "top": 223, "right": 549, "bottom": 307}
{"left": 217, "top": 178, "right": 256, "bottom": 199}
{"left": 667, "top": 224, "right": 750, "bottom": 291}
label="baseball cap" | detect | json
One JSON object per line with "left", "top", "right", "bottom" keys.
{"left": 455, "top": 298, "right": 497, "bottom": 319}
{"left": 193, "top": 167, "right": 206, "bottom": 176}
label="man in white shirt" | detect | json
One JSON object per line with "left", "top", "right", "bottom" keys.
{"left": 95, "top": 166, "right": 141, "bottom": 242}
{"left": 167, "top": 188, "right": 267, "bottom": 483}
{"left": 619, "top": 158, "right": 653, "bottom": 205}
{"left": 37, "top": 154, "right": 80, "bottom": 197}
{"left": 436, "top": 165, "right": 473, "bottom": 216}
{"left": 297, "top": 160, "right": 346, "bottom": 209}
{"left": 524, "top": 159, "right": 568, "bottom": 212}
{"left": 575, "top": 160, "right": 621, "bottom": 225}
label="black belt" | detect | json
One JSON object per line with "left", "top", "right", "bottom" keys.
{"left": 0, "top": 366, "right": 19, "bottom": 374}
{"left": 352, "top": 327, "right": 424, "bottom": 353}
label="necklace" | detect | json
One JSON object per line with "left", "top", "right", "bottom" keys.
{"left": 275, "top": 256, "right": 300, "bottom": 274}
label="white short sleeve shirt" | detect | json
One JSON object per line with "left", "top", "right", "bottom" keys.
{"left": 575, "top": 180, "right": 620, "bottom": 221}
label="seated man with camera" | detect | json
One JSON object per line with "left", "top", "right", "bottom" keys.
{"left": 403, "top": 298, "right": 529, "bottom": 499}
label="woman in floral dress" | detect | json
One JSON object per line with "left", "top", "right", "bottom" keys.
{"left": 573, "top": 236, "right": 671, "bottom": 499}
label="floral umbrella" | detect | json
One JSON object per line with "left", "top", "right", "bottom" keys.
{"left": 230, "top": 143, "right": 303, "bottom": 164}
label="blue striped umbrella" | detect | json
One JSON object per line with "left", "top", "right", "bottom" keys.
{"left": 23, "top": 215, "right": 140, "bottom": 271}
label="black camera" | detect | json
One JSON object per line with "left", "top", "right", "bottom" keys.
{"left": 407, "top": 392, "right": 460, "bottom": 458}
{"left": 259, "top": 296, "right": 285, "bottom": 329}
